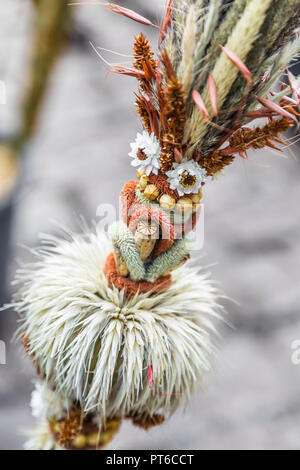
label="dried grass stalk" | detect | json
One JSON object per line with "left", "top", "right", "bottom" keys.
{"left": 186, "top": 0, "right": 273, "bottom": 152}
{"left": 21, "top": 0, "right": 71, "bottom": 142}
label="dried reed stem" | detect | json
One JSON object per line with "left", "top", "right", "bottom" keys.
{"left": 20, "top": 0, "right": 71, "bottom": 142}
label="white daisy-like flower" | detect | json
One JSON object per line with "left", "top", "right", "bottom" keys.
{"left": 129, "top": 131, "right": 161, "bottom": 176}
{"left": 166, "top": 159, "right": 207, "bottom": 196}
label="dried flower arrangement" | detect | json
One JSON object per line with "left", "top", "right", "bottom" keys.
{"left": 7, "top": 0, "right": 300, "bottom": 450}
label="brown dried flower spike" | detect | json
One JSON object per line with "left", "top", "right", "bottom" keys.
{"left": 133, "top": 33, "right": 157, "bottom": 91}
{"left": 51, "top": 408, "right": 82, "bottom": 448}
{"left": 202, "top": 117, "right": 293, "bottom": 176}
{"left": 160, "top": 72, "right": 186, "bottom": 173}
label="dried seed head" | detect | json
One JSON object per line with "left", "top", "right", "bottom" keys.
{"left": 73, "top": 434, "right": 86, "bottom": 449}
{"left": 159, "top": 194, "right": 176, "bottom": 210}
{"left": 190, "top": 191, "right": 202, "bottom": 204}
{"left": 200, "top": 151, "right": 235, "bottom": 176}
{"left": 137, "top": 174, "right": 149, "bottom": 191}
{"left": 86, "top": 432, "right": 100, "bottom": 447}
{"left": 175, "top": 197, "right": 193, "bottom": 214}
{"left": 136, "top": 220, "right": 158, "bottom": 238}
{"left": 136, "top": 168, "right": 146, "bottom": 179}
{"left": 131, "top": 412, "right": 165, "bottom": 430}
{"left": 55, "top": 408, "right": 82, "bottom": 447}
{"left": 144, "top": 184, "right": 160, "bottom": 201}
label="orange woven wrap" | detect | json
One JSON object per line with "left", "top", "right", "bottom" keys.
{"left": 104, "top": 252, "right": 172, "bottom": 298}
{"left": 148, "top": 173, "right": 180, "bottom": 200}
{"left": 120, "top": 180, "right": 139, "bottom": 224}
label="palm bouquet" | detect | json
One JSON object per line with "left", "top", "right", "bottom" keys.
{"left": 8, "top": 0, "right": 300, "bottom": 450}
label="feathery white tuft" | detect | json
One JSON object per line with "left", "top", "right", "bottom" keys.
{"left": 31, "top": 381, "right": 73, "bottom": 421}
{"left": 13, "top": 227, "right": 221, "bottom": 423}
{"left": 24, "top": 422, "right": 61, "bottom": 451}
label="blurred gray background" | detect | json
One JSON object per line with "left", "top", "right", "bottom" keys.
{"left": 0, "top": 0, "right": 300, "bottom": 450}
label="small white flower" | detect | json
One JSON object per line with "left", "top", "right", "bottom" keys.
{"left": 166, "top": 160, "right": 207, "bottom": 196}
{"left": 129, "top": 131, "right": 161, "bottom": 176}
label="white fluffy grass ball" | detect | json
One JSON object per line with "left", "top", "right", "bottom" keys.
{"left": 30, "top": 381, "right": 72, "bottom": 421}
{"left": 14, "top": 227, "right": 221, "bottom": 422}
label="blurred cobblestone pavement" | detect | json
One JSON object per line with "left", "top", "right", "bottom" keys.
{"left": 0, "top": 1, "right": 300, "bottom": 450}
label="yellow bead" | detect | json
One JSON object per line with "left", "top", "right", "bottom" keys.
{"left": 144, "top": 184, "right": 160, "bottom": 201}
{"left": 191, "top": 194, "right": 201, "bottom": 213}
{"left": 175, "top": 197, "right": 193, "bottom": 213}
{"left": 73, "top": 434, "right": 86, "bottom": 449}
{"left": 137, "top": 174, "right": 149, "bottom": 191}
{"left": 105, "top": 419, "right": 121, "bottom": 430}
{"left": 136, "top": 168, "right": 145, "bottom": 179}
{"left": 101, "top": 429, "right": 115, "bottom": 445}
{"left": 87, "top": 432, "right": 100, "bottom": 447}
{"left": 159, "top": 194, "right": 176, "bottom": 211}
{"left": 190, "top": 192, "right": 201, "bottom": 204}
{"left": 52, "top": 422, "right": 60, "bottom": 433}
